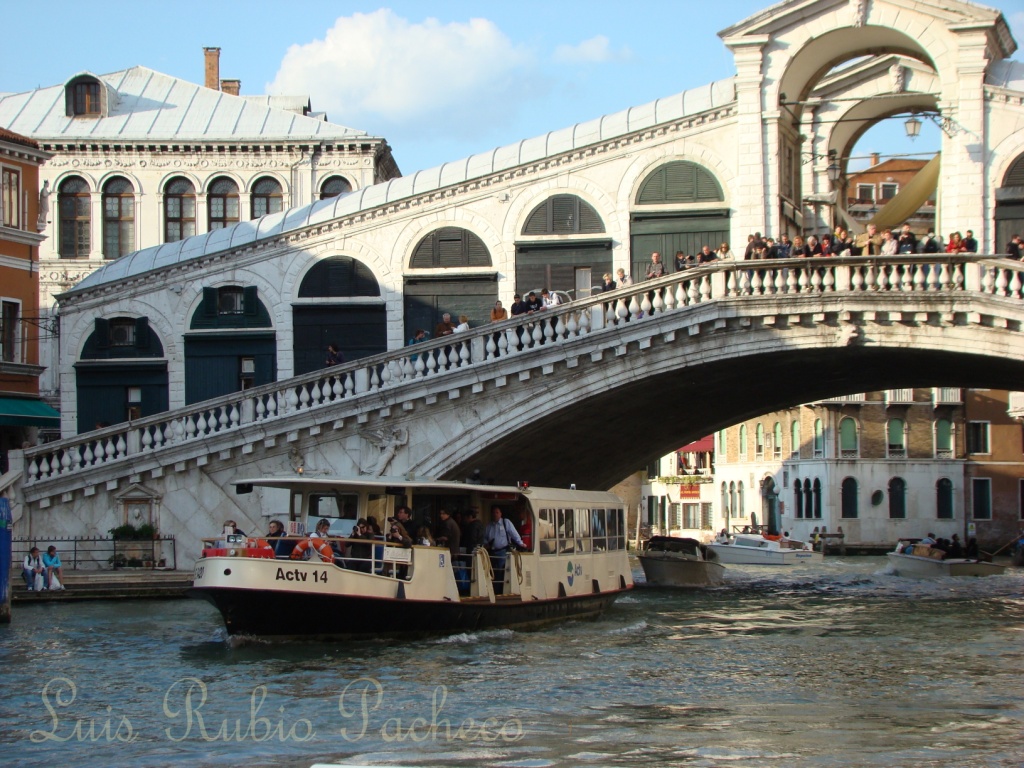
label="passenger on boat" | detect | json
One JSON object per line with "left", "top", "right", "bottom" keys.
{"left": 436, "top": 509, "right": 461, "bottom": 557}
{"left": 947, "top": 534, "right": 963, "bottom": 558}
{"left": 484, "top": 506, "right": 526, "bottom": 595}
{"left": 920, "top": 532, "right": 936, "bottom": 545}
{"left": 266, "top": 520, "right": 290, "bottom": 558}
{"left": 415, "top": 526, "right": 435, "bottom": 546}
{"left": 395, "top": 506, "right": 416, "bottom": 536}
{"left": 347, "top": 519, "right": 374, "bottom": 573}
{"left": 516, "top": 508, "right": 533, "bottom": 550}
{"left": 386, "top": 522, "right": 412, "bottom": 578}
{"left": 462, "top": 508, "right": 485, "bottom": 552}
{"left": 224, "top": 519, "right": 246, "bottom": 537}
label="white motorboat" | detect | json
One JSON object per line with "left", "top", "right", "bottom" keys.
{"left": 189, "top": 476, "right": 634, "bottom": 639}
{"left": 706, "top": 533, "right": 823, "bottom": 565}
{"left": 637, "top": 536, "right": 726, "bottom": 587}
{"left": 886, "top": 541, "right": 1006, "bottom": 578}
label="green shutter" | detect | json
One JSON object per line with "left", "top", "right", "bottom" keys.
{"left": 202, "top": 287, "right": 217, "bottom": 317}
{"left": 134, "top": 317, "right": 150, "bottom": 349}
{"left": 243, "top": 286, "right": 258, "bottom": 317}
{"left": 95, "top": 317, "right": 110, "bottom": 349}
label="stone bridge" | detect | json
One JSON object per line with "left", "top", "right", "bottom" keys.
{"left": 6, "top": 254, "right": 1024, "bottom": 557}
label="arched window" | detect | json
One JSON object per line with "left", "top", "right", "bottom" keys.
{"left": 841, "top": 477, "right": 858, "bottom": 518}
{"left": 755, "top": 424, "right": 765, "bottom": 459}
{"left": 813, "top": 419, "right": 824, "bottom": 457}
{"left": 298, "top": 256, "right": 380, "bottom": 298}
{"left": 635, "top": 161, "right": 725, "bottom": 205}
{"left": 935, "top": 418, "right": 953, "bottom": 458}
{"left": 164, "top": 177, "right": 196, "bottom": 242}
{"left": 410, "top": 227, "right": 492, "bottom": 268}
{"left": 812, "top": 478, "right": 822, "bottom": 518}
{"left": 773, "top": 422, "right": 783, "bottom": 459}
{"left": 803, "top": 479, "right": 812, "bottom": 520}
{"left": 721, "top": 482, "right": 729, "bottom": 522}
{"left": 839, "top": 417, "right": 858, "bottom": 458}
{"left": 65, "top": 74, "right": 105, "bottom": 117}
{"left": 936, "top": 478, "right": 954, "bottom": 519}
{"left": 102, "top": 177, "right": 135, "bottom": 259}
{"left": 208, "top": 177, "right": 239, "bottom": 230}
{"left": 251, "top": 177, "right": 283, "bottom": 218}
{"left": 522, "top": 194, "right": 605, "bottom": 235}
{"left": 718, "top": 430, "right": 726, "bottom": 455}
{"left": 737, "top": 482, "right": 745, "bottom": 518}
{"left": 794, "top": 479, "right": 804, "bottom": 518}
{"left": 728, "top": 482, "right": 736, "bottom": 521}
{"left": 887, "top": 418, "right": 906, "bottom": 458}
{"left": 59, "top": 176, "right": 91, "bottom": 258}
{"left": 791, "top": 420, "right": 801, "bottom": 459}
{"left": 738, "top": 425, "right": 747, "bottom": 459}
{"left": 888, "top": 477, "right": 907, "bottom": 518}
{"left": 320, "top": 176, "right": 352, "bottom": 199}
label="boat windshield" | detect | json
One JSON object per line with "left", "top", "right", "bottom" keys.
{"left": 309, "top": 491, "right": 360, "bottom": 536}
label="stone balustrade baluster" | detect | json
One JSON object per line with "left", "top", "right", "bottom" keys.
{"left": 630, "top": 294, "right": 644, "bottom": 319}
{"left": 218, "top": 407, "right": 229, "bottom": 431}
{"left": 485, "top": 333, "right": 497, "bottom": 359}
{"left": 255, "top": 396, "right": 266, "bottom": 420}
{"left": 298, "top": 385, "right": 311, "bottom": 410}
{"left": 141, "top": 428, "right": 153, "bottom": 451}
{"left": 1009, "top": 270, "right": 1022, "bottom": 298}
{"left": 751, "top": 269, "right": 763, "bottom": 295}
{"left": 822, "top": 265, "right": 835, "bottom": 292}
{"left": 460, "top": 340, "right": 471, "bottom": 365}
{"left": 27, "top": 457, "right": 39, "bottom": 480}
{"left": 229, "top": 404, "right": 240, "bottom": 427}
{"left": 60, "top": 449, "right": 72, "bottom": 475}
{"left": 344, "top": 373, "right": 355, "bottom": 397}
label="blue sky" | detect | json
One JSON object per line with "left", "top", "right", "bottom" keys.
{"left": 3, "top": 1, "right": 1021, "bottom": 174}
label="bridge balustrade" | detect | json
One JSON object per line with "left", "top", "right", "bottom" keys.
{"left": 16, "top": 254, "right": 1023, "bottom": 489}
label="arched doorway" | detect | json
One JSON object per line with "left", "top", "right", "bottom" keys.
{"left": 995, "top": 153, "right": 1024, "bottom": 251}
{"left": 630, "top": 161, "right": 729, "bottom": 278}
{"left": 293, "top": 256, "right": 386, "bottom": 374}
{"left": 75, "top": 317, "right": 167, "bottom": 433}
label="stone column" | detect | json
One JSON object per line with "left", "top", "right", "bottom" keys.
{"left": 723, "top": 34, "right": 771, "bottom": 241}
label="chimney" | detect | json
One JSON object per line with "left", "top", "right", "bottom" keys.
{"left": 220, "top": 79, "right": 241, "bottom": 96}
{"left": 203, "top": 47, "right": 221, "bottom": 90}
{"left": 870, "top": 152, "right": 880, "bottom": 167}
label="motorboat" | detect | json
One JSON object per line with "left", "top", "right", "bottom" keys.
{"left": 706, "top": 532, "right": 823, "bottom": 565}
{"left": 637, "top": 536, "right": 725, "bottom": 587}
{"left": 886, "top": 541, "right": 1006, "bottom": 578}
{"left": 188, "top": 476, "right": 633, "bottom": 638}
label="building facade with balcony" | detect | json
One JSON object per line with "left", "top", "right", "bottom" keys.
{"left": 711, "top": 388, "right": 983, "bottom": 547}
{"left": 0, "top": 127, "right": 58, "bottom": 472}
{"left": 845, "top": 156, "right": 936, "bottom": 235}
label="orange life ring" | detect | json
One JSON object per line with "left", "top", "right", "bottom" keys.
{"left": 289, "top": 537, "right": 334, "bottom": 562}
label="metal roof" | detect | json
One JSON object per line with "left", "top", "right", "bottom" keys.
{"left": 65, "top": 76, "right": 736, "bottom": 295}
{"left": 987, "top": 60, "right": 1024, "bottom": 91}
{"left": 0, "top": 66, "right": 374, "bottom": 143}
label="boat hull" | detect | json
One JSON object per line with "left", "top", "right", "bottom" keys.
{"left": 637, "top": 554, "right": 726, "bottom": 587}
{"left": 706, "top": 544, "right": 823, "bottom": 565}
{"left": 886, "top": 552, "right": 1006, "bottom": 578}
{"left": 188, "top": 584, "right": 628, "bottom": 639}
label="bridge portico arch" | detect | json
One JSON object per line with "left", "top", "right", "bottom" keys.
{"left": 720, "top": 0, "right": 1015, "bottom": 241}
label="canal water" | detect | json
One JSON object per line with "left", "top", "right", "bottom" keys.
{"left": 1, "top": 557, "right": 1022, "bottom": 768}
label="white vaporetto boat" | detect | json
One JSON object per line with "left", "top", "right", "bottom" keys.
{"left": 637, "top": 536, "right": 726, "bottom": 587}
{"left": 706, "top": 533, "right": 823, "bottom": 565}
{"left": 886, "top": 541, "right": 1006, "bottom": 578}
{"left": 188, "top": 476, "right": 633, "bottom": 639}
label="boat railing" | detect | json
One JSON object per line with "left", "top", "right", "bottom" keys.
{"left": 197, "top": 534, "right": 478, "bottom": 591}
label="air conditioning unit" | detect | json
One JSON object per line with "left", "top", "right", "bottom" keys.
{"left": 241, "top": 358, "right": 255, "bottom": 374}
{"left": 110, "top": 323, "right": 134, "bottom": 345}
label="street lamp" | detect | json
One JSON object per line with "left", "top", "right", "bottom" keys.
{"left": 905, "top": 114, "right": 922, "bottom": 139}
{"left": 826, "top": 151, "right": 841, "bottom": 183}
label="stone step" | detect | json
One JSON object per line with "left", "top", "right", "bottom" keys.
{"left": 9, "top": 570, "right": 192, "bottom": 602}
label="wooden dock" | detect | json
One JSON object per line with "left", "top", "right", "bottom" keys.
{"left": 11, "top": 570, "right": 191, "bottom": 602}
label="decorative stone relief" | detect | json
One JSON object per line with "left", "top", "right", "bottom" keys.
{"left": 889, "top": 64, "right": 905, "bottom": 94}
{"left": 359, "top": 427, "right": 408, "bottom": 476}
{"left": 850, "top": 0, "right": 867, "bottom": 28}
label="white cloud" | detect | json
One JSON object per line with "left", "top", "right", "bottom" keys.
{"left": 553, "top": 35, "right": 631, "bottom": 64}
{"left": 266, "top": 10, "right": 537, "bottom": 137}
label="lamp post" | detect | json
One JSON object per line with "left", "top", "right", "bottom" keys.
{"left": 905, "top": 114, "right": 922, "bottom": 139}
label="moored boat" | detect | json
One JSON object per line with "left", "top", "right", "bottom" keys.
{"left": 637, "top": 536, "right": 725, "bottom": 587}
{"left": 886, "top": 541, "right": 1006, "bottom": 578}
{"left": 706, "top": 532, "right": 823, "bottom": 565}
{"left": 188, "top": 477, "right": 633, "bottom": 638}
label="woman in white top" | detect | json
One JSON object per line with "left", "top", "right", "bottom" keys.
{"left": 615, "top": 268, "right": 632, "bottom": 287}
{"left": 453, "top": 315, "right": 470, "bottom": 333}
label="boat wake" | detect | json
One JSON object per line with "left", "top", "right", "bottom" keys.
{"left": 433, "top": 628, "right": 517, "bottom": 645}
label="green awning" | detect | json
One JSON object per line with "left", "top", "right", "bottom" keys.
{"left": 0, "top": 397, "right": 60, "bottom": 428}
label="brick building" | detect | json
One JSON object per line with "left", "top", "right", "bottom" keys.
{"left": 0, "top": 127, "right": 57, "bottom": 471}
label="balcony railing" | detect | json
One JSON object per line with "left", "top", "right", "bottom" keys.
{"left": 885, "top": 389, "right": 915, "bottom": 404}
{"left": 817, "top": 393, "right": 866, "bottom": 404}
{"left": 1008, "top": 392, "right": 1024, "bottom": 420}
{"left": 932, "top": 388, "right": 962, "bottom": 405}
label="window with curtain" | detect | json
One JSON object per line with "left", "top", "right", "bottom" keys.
{"left": 208, "top": 177, "right": 239, "bottom": 230}
{"left": 102, "top": 177, "right": 135, "bottom": 259}
{"left": 790, "top": 420, "right": 801, "bottom": 459}
{"left": 320, "top": 176, "right": 352, "bottom": 199}
{"left": 813, "top": 419, "right": 823, "bottom": 458}
{"left": 738, "top": 425, "right": 747, "bottom": 459}
{"left": 794, "top": 479, "right": 803, "bottom": 518}
{"left": 773, "top": 422, "right": 783, "bottom": 459}
{"left": 59, "top": 176, "right": 91, "bottom": 258}
{"left": 251, "top": 177, "right": 283, "bottom": 218}
{"left": 755, "top": 424, "right": 764, "bottom": 458}
{"left": 2, "top": 167, "right": 20, "bottom": 228}
{"left": 812, "top": 479, "right": 822, "bottom": 518}
{"left": 935, "top": 419, "right": 953, "bottom": 458}
{"left": 888, "top": 418, "right": 906, "bottom": 458}
{"left": 971, "top": 478, "right": 991, "bottom": 520}
{"left": 839, "top": 417, "right": 858, "bottom": 458}
{"left": 164, "top": 177, "right": 196, "bottom": 242}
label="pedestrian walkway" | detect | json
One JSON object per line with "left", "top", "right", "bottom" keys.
{"left": 11, "top": 570, "right": 190, "bottom": 602}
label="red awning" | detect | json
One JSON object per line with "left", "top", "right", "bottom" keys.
{"left": 678, "top": 435, "right": 714, "bottom": 453}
